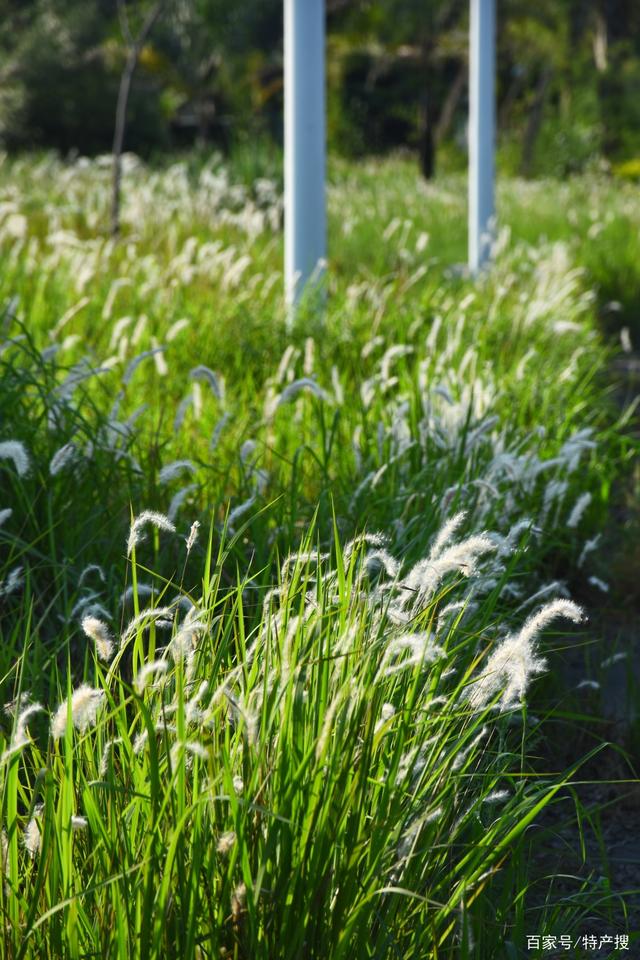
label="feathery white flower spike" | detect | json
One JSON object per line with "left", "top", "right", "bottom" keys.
{"left": 49, "top": 441, "right": 77, "bottom": 476}
{"left": 121, "top": 607, "right": 174, "bottom": 645}
{"left": 227, "top": 496, "right": 256, "bottom": 529}
{"left": 216, "top": 831, "right": 236, "bottom": 856}
{"left": 588, "top": 576, "right": 609, "bottom": 593}
{"left": 127, "top": 511, "right": 176, "bottom": 556}
{"left": 168, "top": 484, "right": 198, "bottom": 522}
{"left": 0, "top": 566, "right": 24, "bottom": 599}
{"left": 566, "top": 492, "right": 592, "bottom": 529}
{"left": 429, "top": 511, "right": 467, "bottom": 559}
{"left": 51, "top": 685, "right": 105, "bottom": 740}
{"left": 81, "top": 616, "right": 115, "bottom": 662}
{"left": 189, "top": 365, "right": 224, "bottom": 400}
{"left": 23, "top": 806, "right": 44, "bottom": 858}
{"left": 466, "top": 599, "right": 583, "bottom": 711}
{"left": 185, "top": 520, "right": 200, "bottom": 554}
{"left": 277, "top": 378, "right": 329, "bottom": 405}
{"left": 158, "top": 460, "right": 197, "bottom": 485}
{"left": 0, "top": 441, "right": 30, "bottom": 477}
{"left": 134, "top": 660, "right": 169, "bottom": 695}
{"left": 232, "top": 776, "right": 244, "bottom": 795}
{"left": 1, "top": 703, "right": 45, "bottom": 764}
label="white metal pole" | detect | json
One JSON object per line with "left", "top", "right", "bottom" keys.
{"left": 284, "top": 0, "right": 326, "bottom": 317}
{"left": 468, "top": 0, "right": 496, "bottom": 273}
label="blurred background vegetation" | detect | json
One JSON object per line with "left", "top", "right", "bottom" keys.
{"left": 2, "top": 0, "right": 640, "bottom": 181}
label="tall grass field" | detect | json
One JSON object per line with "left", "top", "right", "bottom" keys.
{"left": 0, "top": 152, "right": 638, "bottom": 958}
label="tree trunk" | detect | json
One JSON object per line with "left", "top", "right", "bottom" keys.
{"left": 417, "top": 30, "right": 436, "bottom": 182}
{"left": 110, "top": 0, "right": 164, "bottom": 237}
{"left": 498, "top": 70, "right": 525, "bottom": 131}
{"left": 418, "top": 89, "right": 435, "bottom": 180}
{"left": 111, "top": 54, "right": 137, "bottom": 237}
{"left": 568, "top": 0, "right": 591, "bottom": 48}
{"left": 417, "top": 0, "right": 466, "bottom": 180}
{"left": 521, "top": 68, "right": 553, "bottom": 178}
{"left": 435, "top": 61, "right": 466, "bottom": 145}
{"left": 593, "top": 8, "right": 608, "bottom": 72}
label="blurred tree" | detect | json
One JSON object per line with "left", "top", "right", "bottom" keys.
{"left": 111, "top": 0, "right": 166, "bottom": 236}
{"left": 195, "top": 0, "right": 282, "bottom": 129}
{"left": 1, "top": 0, "right": 640, "bottom": 177}
{"left": 0, "top": 0, "right": 168, "bottom": 155}
{"left": 328, "top": 0, "right": 467, "bottom": 177}
{"left": 499, "top": 1, "right": 571, "bottom": 176}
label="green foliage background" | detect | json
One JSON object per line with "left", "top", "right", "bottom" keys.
{"left": 2, "top": 0, "right": 640, "bottom": 177}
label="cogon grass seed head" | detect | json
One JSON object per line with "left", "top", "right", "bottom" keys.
{"left": 0, "top": 440, "right": 30, "bottom": 476}
{"left": 51, "top": 684, "right": 106, "bottom": 740}
{"left": 127, "top": 511, "right": 176, "bottom": 556}
{"left": 49, "top": 441, "right": 78, "bottom": 476}
{"left": 82, "top": 615, "right": 114, "bottom": 662}
{"left": 0, "top": 566, "right": 24, "bottom": 599}
{"left": 231, "top": 883, "right": 247, "bottom": 922}
{"left": 185, "top": 520, "right": 200, "bottom": 554}
{"left": 158, "top": 460, "right": 197, "bottom": 485}
{"left": 277, "top": 377, "right": 330, "bottom": 406}
{"left": 232, "top": 776, "right": 244, "bottom": 795}
{"left": 566, "top": 492, "right": 592, "bottom": 529}
{"left": 465, "top": 599, "right": 584, "bottom": 711}
{"left": 134, "top": 659, "right": 170, "bottom": 694}
{"left": 168, "top": 484, "right": 198, "bottom": 522}
{"left": 227, "top": 495, "right": 256, "bottom": 529}
{"left": 1, "top": 702, "right": 45, "bottom": 764}
{"left": 23, "top": 805, "right": 44, "bottom": 859}
{"left": 216, "top": 831, "right": 236, "bottom": 856}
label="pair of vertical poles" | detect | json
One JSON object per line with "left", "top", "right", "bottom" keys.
{"left": 284, "top": 0, "right": 496, "bottom": 312}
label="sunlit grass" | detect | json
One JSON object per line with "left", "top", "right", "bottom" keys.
{"left": 0, "top": 151, "right": 638, "bottom": 956}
